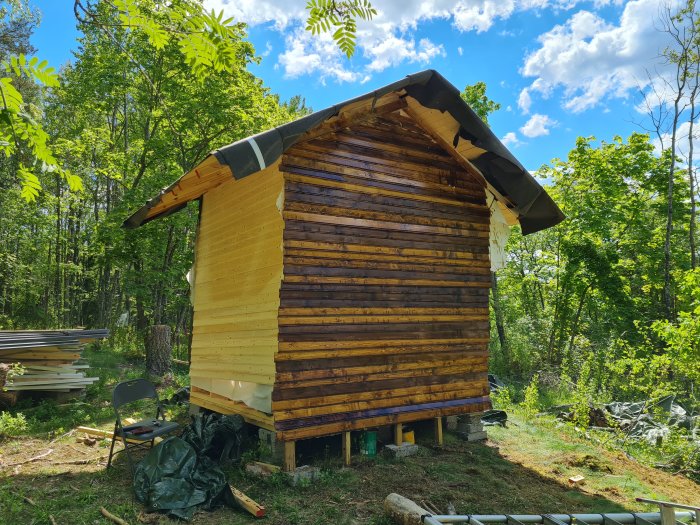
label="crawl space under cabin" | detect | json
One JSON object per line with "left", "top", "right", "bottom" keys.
{"left": 125, "top": 70, "right": 564, "bottom": 468}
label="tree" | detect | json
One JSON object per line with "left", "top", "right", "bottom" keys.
{"left": 0, "top": 0, "right": 258, "bottom": 202}
{"left": 460, "top": 81, "right": 502, "bottom": 125}
{"left": 305, "top": 0, "right": 377, "bottom": 57}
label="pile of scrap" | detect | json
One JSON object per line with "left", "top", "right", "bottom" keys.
{"left": 0, "top": 329, "right": 108, "bottom": 396}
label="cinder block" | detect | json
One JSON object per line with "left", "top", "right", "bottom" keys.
{"left": 285, "top": 465, "right": 321, "bottom": 485}
{"left": 383, "top": 443, "right": 422, "bottom": 458}
{"left": 258, "top": 428, "right": 284, "bottom": 463}
{"left": 461, "top": 430, "right": 488, "bottom": 442}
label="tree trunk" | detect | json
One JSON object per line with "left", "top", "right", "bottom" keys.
{"left": 145, "top": 324, "right": 172, "bottom": 377}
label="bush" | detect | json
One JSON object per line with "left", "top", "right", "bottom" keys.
{"left": 522, "top": 374, "right": 540, "bottom": 419}
{"left": 0, "top": 411, "right": 28, "bottom": 437}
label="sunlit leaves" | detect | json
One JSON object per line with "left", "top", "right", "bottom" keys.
{"left": 110, "top": 0, "right": 244, "bottom": 78}
{"left": 6, "top": 54, "right": 59, "bottom": 87}
{"left": 305, "top": 0, "right": 377, "bottom": 58}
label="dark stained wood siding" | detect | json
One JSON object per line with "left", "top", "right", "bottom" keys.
{"left": 273, "top": 112, "right": 492, "bottom": 440}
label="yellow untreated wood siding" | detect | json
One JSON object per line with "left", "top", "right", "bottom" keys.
{"left": 190, "top": 163, "right": 284, "bottom": 388}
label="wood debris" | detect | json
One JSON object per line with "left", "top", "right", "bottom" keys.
{"left": 100, "top": 506, "right": 129, "bottom": 525}
{"left": 568, "top": 474, "right": 586, "bottom": 484}
{"left": 230, "top": 485, "right": 266, "bottom": 518}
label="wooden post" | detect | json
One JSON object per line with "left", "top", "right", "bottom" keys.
{"left": 434, "top": 417, "right": 443, "bottom": 446}
{"left": 342, "top": 431, "right": 351, "bottom": 466}
{"left": 394, "top": 423, "right": 403, "bottom": 446}
{"left": 283, "top": 441, "right": 296, "bottom": 472}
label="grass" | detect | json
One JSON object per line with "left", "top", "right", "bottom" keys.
{"left": 0, "top": 348, "right": 698, "bottom": 524}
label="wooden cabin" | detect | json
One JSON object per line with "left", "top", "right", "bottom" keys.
{"left": 125, "top": 70, "right": 563, "bottom": 468}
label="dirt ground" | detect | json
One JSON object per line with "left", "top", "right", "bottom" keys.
{"left": 1, "top": 415, "right": 698, "bottom": 525}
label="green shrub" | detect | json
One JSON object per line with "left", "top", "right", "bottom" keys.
{"left": 0, "top": 411, "right": 28, "bottom": 437}
{"left": 522, "top": 374, "right": 540, "bottom": 419}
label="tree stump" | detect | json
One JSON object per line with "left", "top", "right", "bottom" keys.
{"left": 145, "top": 324, "right": 172, "bottom": 377}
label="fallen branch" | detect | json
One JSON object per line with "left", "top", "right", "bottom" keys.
{"left": 2, "top": 448, "right": 53, "bottom": 468}
{"left": 53, "top": 454, "right": 108, "bottom": 465}
{"left": 49, "top": 429, "right": 75, "bottom": 444}
{"left": 100, "top": 506, "right": 129, "bottom": 525}
{"left": 49, "top": 515, "right": 58, "bottom": 525}
{"left": 23, "top": 495, "right": 36, "bottom": 506}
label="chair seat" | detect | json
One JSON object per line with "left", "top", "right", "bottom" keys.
{"left": 121, "top": 419, "right": 179, "bottom": 441}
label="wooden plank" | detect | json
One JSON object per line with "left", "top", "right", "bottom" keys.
{"left": 434, "top": 417, "right": 443, "bottom": 446}
{"left": 189, "top": 387, "right": 274, "bottom": 430}
{"left": 271, "top": 379, "right": 488, "bottom": 411}
{"left": 229, "top": 486, "right": 266, "bottom": 518}
{"left": 394, "top": 423, "right": 403, "bottom": 446}
{"left": 283, "top": 441, "right": 296, "bottom": 472}
{"left": 276, "top": 400, "right": 490, "bottom": 441}
{"left": 342, "top": 431, "right": 351, "bottom": 466}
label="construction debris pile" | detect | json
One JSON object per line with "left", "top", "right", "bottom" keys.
{"left": 549, "top": 395, "right": 698, "bottom": 445}
{"left": 0, "top": 329, "right": 108, "bottom": 397}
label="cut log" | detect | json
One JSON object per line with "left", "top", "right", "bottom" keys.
{"left": 100, "top": 506, "right": 129, "bottom": 525}
{"left": 384, "top": 493, "right": 431, "bottom": 525}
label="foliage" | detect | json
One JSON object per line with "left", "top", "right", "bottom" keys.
{"left": 522, "top": 373, "right": 541, "bottom": 419}
{"left": 305, "top": 0, "right": 377, "bottom": 57}
{"left": 0, "top": 0, "right": 263, "bottom": 202}
{"left": 0, "top": 410, "right": 27, "bottom": 437}
{"left": 0, "top": 0, "right": 309, "bottom": 333}
{"left": 460, "top": 81, "right": 502, "bottom": 125}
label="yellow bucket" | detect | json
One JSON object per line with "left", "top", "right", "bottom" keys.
{"left": 403, "top": 430, "right": 415, "bottom": 444}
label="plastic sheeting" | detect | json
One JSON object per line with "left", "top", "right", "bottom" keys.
{"left": 487, "top": 192, "right": 511, "bottom": 271}
{"left": 133, "top": 413, "right": 246, "bottom": 521}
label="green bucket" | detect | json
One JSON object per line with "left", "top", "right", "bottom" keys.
{"left": 360, "top": 430, "right": 377, "bottom": 457}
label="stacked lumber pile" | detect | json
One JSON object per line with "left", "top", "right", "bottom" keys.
{"left": 0, "top": 329, "right": 108, "bottom": 393}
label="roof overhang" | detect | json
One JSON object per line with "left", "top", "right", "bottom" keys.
{"left": 123, "top": 69, "right": 564, "bottom": 234}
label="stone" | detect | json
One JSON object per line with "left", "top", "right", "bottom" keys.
{"left": 285, "top": 465, "right": 321, "bottom": 485}
{"left": 460, "top": 430, "right": 487, "bottom": 442}
{"left": 383, "top": 443, "right": 422, "bottom": 458}
{"left": 445, "top": 416, "right": 459, "bottom": 431}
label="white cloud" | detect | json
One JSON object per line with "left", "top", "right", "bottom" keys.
{"left": 277, "top": 29, "right": 362, "bottom": 83}
{"left": 365, "top": 37, "right": 445, "bottom": 72}
{"left": 458, "top": 46, "right": 463, "bottom": 56}
{"left": 520, "top": 113, "right": 557, "bottom": 137}
{"left": 521, "top": 0, "right": 684, "bottom": 113}
{"left": 205, "top": 0, "right": 586, "bottom": 82}
{"left": 204, "top": 0, "right": 306, "bottom": 29}
{"left": 517, "top": 88, "right": 532, "bottom": 114}
{"left": 502, "top": 131, "right": 521, "bottom": 146}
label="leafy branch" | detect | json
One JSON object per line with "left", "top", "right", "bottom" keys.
{"left": 305, "top": 0, "right": 377, "bottom": 58}
{"left": 0, "top": 56, "right": 82, "bottom": 201}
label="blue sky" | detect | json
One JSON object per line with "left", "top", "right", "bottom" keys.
{"left": 30, "top": 0, "right": 681, "bottom": 172}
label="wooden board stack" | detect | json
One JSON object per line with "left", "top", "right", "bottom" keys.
{"left": 0, "top": 329, "right": 108, "bottom": 392}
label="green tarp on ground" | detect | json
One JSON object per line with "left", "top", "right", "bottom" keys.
{"left": 133, "top": 413, "right": 245, "bottom": 521}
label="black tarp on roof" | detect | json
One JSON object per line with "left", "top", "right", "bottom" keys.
{"left": 124, "top": 69, "right": 564, "bottom": 234}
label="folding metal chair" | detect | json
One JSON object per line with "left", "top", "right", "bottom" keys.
{"left": 107, "top": 378, "right": 180, "bottom": 473}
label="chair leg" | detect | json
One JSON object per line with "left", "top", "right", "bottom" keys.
{"left": 107, "top": 433, "right": 117, "bottom": 469}
{"left": 120, "top": 433, "right": 135, "bottom": 475}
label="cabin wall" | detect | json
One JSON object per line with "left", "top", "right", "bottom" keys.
{"left": 273, "top": 113, "right": 492, "bottom": 440}
{"left": 189, "top": 163, "right": 284, "bottom": 418}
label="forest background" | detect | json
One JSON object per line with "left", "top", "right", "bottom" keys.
{"left": 0, "top": 0, "right": 699, "bottom": 476}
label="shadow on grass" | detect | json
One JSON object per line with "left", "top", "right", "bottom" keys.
{"left": 0, "top": 431, "right": 631, "bottom": 525}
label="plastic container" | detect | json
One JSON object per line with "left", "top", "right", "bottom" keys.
{"left": 360, "top": 430, "right": 377, "bottom": 456}
{"left": 403, "top": 430, "right": 415, "bottom": 444}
